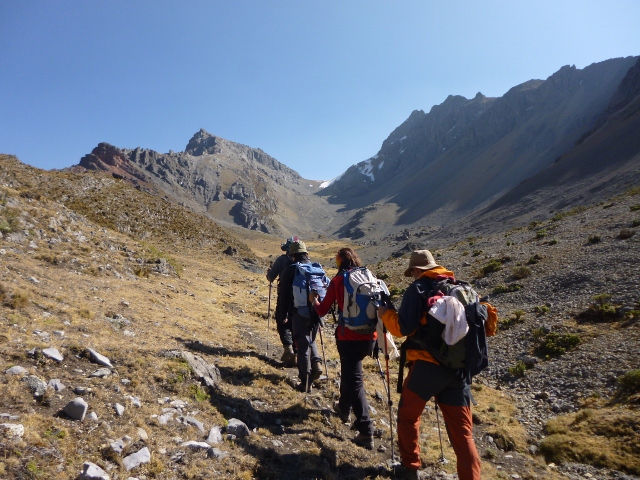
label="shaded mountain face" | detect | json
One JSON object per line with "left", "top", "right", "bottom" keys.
{"left": 465, "top": 56, "right": 640, "bottom": 233}
{"left": 76, "top": 129, "right": 336, "bottom": 236}
{"left": 319, "top": 56, "right": 639, "bottom": 236}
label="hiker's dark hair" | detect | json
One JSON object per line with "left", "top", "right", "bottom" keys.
{"left": 337, "top": 247, "right": 362, "bottom": 271}
{"left": 293, "top": 252, "right": 310, "bottom": 263}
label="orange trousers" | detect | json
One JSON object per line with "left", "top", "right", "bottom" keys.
{"left": 397, "top": 385, "right": 481, "bottom": 480}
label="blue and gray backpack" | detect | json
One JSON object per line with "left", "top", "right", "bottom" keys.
{"left": 292, "top": 262, "right": 329, "bottom": 318}
{"left": 339, "top": 267, "right": 384, "bottom": 334}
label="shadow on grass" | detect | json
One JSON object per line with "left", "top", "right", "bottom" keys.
{"left": 177, "top": 337, "right": 286, "bottom": 370}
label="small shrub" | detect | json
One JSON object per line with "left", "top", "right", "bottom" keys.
{"left": 588, "top": 235, "right": 601, "bottom": 244}
{"left": 630, "top": 205, "right": 640, "bottom": 212}
{"left": 461, "top": 250, "right": 469, "bottom": 256}
{"left": 528, "top": 221, "right": 541, "bottom": 230}
{"left": 189, "top": 384, "right": 210, "bottom": 402}
{"left": 579, "top": 293, "right": 619, "bottom": 322}
{"left": 388, "top": 285, "right": 405, "bottom": 298}
{"left": 500, "top": 310, "right": 526, "bottom": 330}
{"left": 573, "top": 409, "right": 594, "bottom": 424}
{"left": 535, "top": 332, "right": 581, "bottom": 358}
{"left": 551, "top": 206, "right": 586, "bottom": 222}
{"left": 508, "top": 361, "right": 527, "bottom": 377}
{"left": 8, "top": 290, "right": 29, "bottom": 309}
{"left": 77, "top": 308, "right": 93, "bottom": 319}
{"left": 0, "top": 207, "right": 21, "bottom": 232}
{"left": 493, "top": 284, "right": 522, "bottom": 294}
{"left": 527, "top": 254, "right": 542, "bottom": 265}
{"left": 512, "top": 266, "right": 532, "bottom": 279}
{"left": 631, "top": 219, "right": 640, "bottom": 228}
{"left": 618, "top": 229, "right": 635, "bottom": 240}
{"left": 376, "top": 272, "right": 389, "bottom": 280}
{"left": 536, "top": 229, "right": 547, "bottom": 239}
{"left": 618, "top": 370, "right": 640, "bottom": 395}
{"left": 506, "top": 241, "right": 512, "bottom": 246}
{"left": 547, "top": 239, "right": 558, "bottom": 245}
{"left": 479, "top": 259, "right": 502, "bottom": 277}
{"left": 534, "top": 305, "right": 550, "bottom": 315}
{"left": 36, "top": 252, "right": 60, "bottom": 265}
{"left": 134, "top": 266, "right": 151, "bottom": 278}
{"left": 472, "top": 250, "right": 482, "bottom": 257}
{"left": 531, "top": 327, "right": 546, "bottom": 342}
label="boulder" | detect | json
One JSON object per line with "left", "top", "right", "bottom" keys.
{"left": 87, "top": 348, "right": 113, "bottom": 368}
{"left": 63, "top": 397, "right": 88, "bottom": 421}
{"left": 5, "top": 366, "right": 27, "bottom": 376}
{"left": 89, "top": 368, "right": 111, "bottom": 378}
{"left": 48, "top": 379, "right": 66, "bottom": 392}
{"left": 23, "top": 375, "right": 48, "bottom": 397}
{"left": 42, "top": 347, "right": 64, "bottom": 362}
{"left": 226, "top": 418, "right": 250, "bottom": 438}
{"left": 123, "top": 447, "right": 150, "bottom": 471}
{"left": 180, "top": 351, "right": 221, "bottom": 388}
{"left": 206, "top": 426, "right": 223, "bottom": 445}
{"left": 0, "top": 423, "right": 24, "bottom": 438}
{"left": 78, "top": 461, "right": 109, "bottom": 480}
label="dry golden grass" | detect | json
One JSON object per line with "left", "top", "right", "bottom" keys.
{"left": 540, "top": 403, "right": 640, "bottom": 475}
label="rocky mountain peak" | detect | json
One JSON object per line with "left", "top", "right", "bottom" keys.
{"left": 185, "top": 128, "right": 221, "bottom": 156}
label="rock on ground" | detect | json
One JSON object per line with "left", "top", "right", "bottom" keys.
{"left": 87, "top": 348, "right": 113, "bottom": 368}
{"left": 78, "top": 461, "right": 110, "bottom": 480}
{"left": 63, "top": 397, "right": 88, "bottom": 421}
{"left": 123, "top": 447, "right": 151, "bottom": 471}
{"left": 226, "top": 418, "right": 250, "bottom": 438}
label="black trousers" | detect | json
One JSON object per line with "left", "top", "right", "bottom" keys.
{"left": 293, "top": 313, "right": 321, "bottom": 385}
{"left": 337, "top": 339, "right": 375, "bottom": 436}
{"left": 275, "top": 300, "right": 293, "bottom": 348}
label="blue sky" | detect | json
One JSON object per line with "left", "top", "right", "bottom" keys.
{"left": 2, "top": 1, "right": 639, "bottom": 180}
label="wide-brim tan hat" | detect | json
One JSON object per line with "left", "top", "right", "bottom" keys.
{"left": 289, "top": 240, "right": 307, "bottom": 254}
{"left": 404, "top": 250, "right": 439, "bottom": 277}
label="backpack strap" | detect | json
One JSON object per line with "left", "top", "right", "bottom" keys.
{"left": 397, "top": 341, "right": 407, "bottom": 394}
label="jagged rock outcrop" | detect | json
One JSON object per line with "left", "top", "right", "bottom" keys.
{"left": 75, "top": 129, "right": 331, "bottom": 235}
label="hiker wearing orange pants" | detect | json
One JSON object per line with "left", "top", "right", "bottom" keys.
{"left": 378, "top": 250, "right": 481, "bottom": 480}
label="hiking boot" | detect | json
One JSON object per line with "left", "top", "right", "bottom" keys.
{"left": 333, "top": 401, "right": 351, "bottom": 423}
{"left": 311, "top": 361, "right": 323, "bottom": 381}
{"left": 352, "top": 432, "right": 374, "bottom": 450}
{"left": 280, "top": 345, "right": 295, "bottom": 366}
{"left": 393, "top": 464, "right": 419, "bottom": 480}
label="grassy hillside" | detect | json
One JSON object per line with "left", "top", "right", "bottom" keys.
{"left": 1, "top": 154, "right": 638, "bottom": 479}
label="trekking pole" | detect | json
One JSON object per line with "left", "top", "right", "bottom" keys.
{"left": 434, "top": 400, "right": 449, "bottom": 464}
{"left": 374, "top": 355, "right": 390, "bottom": 397}
{"left": 266, "top": 282, "right": 272, "bottom": 355}
{"left": 318, "top": 322, "right": 329, "bottom": 380}
{"left": 304, "top": 351, "right": 311, "bottom": 404}
{"left": 382, "top": 324, "right": 396, "bottom": 463}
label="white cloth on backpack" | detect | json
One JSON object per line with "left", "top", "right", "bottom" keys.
{"left": 428, "top": 296, "right": 468, "bottom": 345}
{"left": 376, "top": 318, "right": 399, "bottom": 360}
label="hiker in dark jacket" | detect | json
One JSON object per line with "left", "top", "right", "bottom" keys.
{"left": 279, "top": 241, "right": 323, "bottom": 392}
{"left": 266, "top": 236, "right": 297, "bottom": 365}
{"left": 378, "top": 250, "right": 481, "bottom": 480}
{"left": 310, "top": 247, "right": 377, "bottom": 450}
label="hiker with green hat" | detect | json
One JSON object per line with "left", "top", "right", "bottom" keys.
{"left": 278, "top": 240, "right": 328, "bottom": 392}
{"left": 266, "top": 236, "right": 298, "bottom": 365}
{"left": 377, "top": 250, "right": 481, "bottom": 480}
